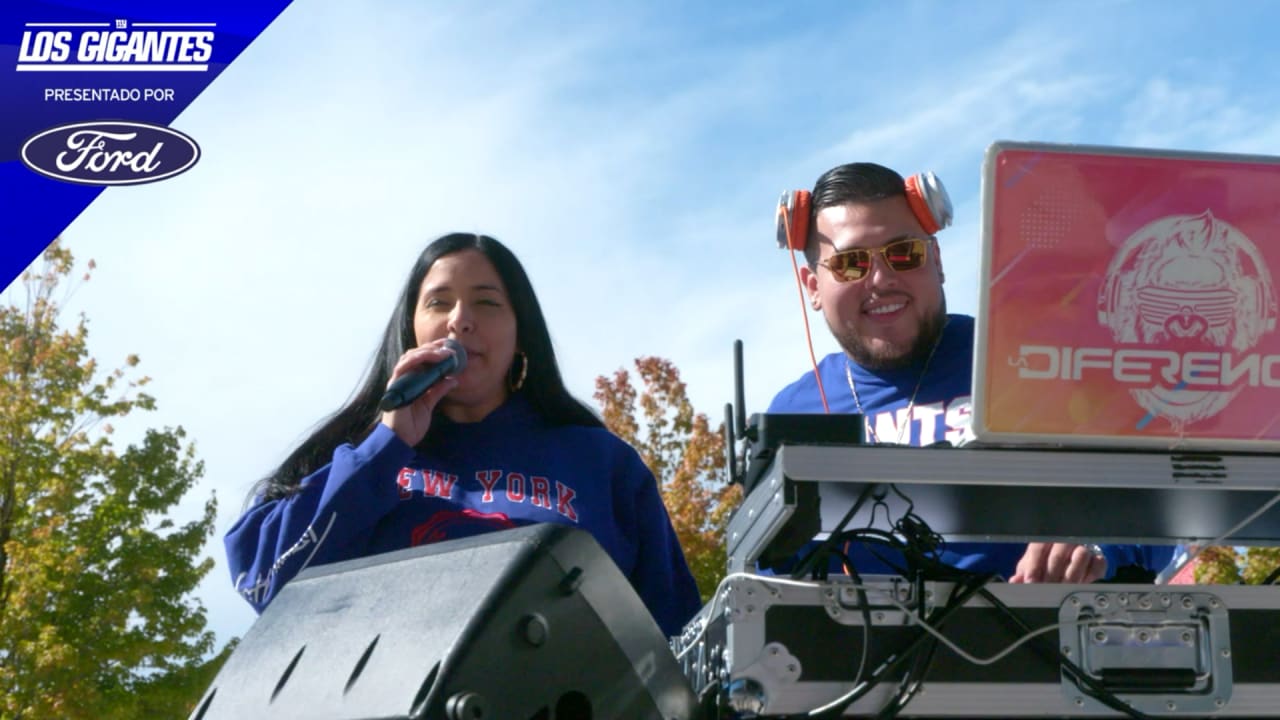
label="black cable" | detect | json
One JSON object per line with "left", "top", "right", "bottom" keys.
{"left": 837, "top": 489, "right": 996, "bottom": 717}
{"left": 867, "top": 496, "right": 893, "bottom": 530}
{"left": 790, "top": 483, "right": 877, "bottom": 580}
{"left": 831, "top": 528, "right": 960, "bottom": 583}
{"left": 811, "top": 529, "right": 1156, "bottom": 720}
{"left": 872, "top": 577, "right": 940, "bottom": 720}
{"left": 875, "top": 639, "right": 937, "bottom": 720}
{"left": 833, "top": 527, "right": 972, "bottom": 584}
{"left": 1262, "top": 563, "right": 1280, "bottom": 585}
{"left": 788, "top": 483, "right": 1008, "bottom": 718}
{"left": 977, "top": 587, "right": 1156, "bottom": 720}
{"left": 841, "top": 558, "right": 876, "bottom": 693}
{"left": 797, "top": 482, "right": 960, "bottom": 585}
{"left": 819, "top": 486, "right": 987, "bottom": 593}
{"left": 805, "top": 569, "right": 999, "bottom": 718}
{"left": 888, "top": 483, "right": 914, "bottom": 508}
{"left": 787, "top": 482, "right": 1162, "bottom": 720}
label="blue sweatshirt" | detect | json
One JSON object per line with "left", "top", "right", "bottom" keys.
{"left": 769, "top": 314, "right": 1173, "bottom": 579}
{"left": 225, "top": 394, "right": 702, "bottom": 637}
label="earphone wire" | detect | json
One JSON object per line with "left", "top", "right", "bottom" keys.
{"left": 784, "top": 208, "right": 831, "bottom": 414}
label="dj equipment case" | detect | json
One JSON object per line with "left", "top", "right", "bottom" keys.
{"left": 675, "top": 575, "right": 1280, "bottom": 717}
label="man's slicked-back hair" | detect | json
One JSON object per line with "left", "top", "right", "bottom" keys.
{"left": 804, "top": 162, "right": 907, "bottom": 267}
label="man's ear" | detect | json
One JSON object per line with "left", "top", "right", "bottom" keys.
{"left": 800, "top": 263, "right": 822, "bottom": 311}
{"left": 933, "top": 238, "right": 945, "bottom": 284}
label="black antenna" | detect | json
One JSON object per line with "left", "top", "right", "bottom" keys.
{"left": 723, "top": 403, "right": 738, "bottom": 485}
{"left": 733, "top": 339, "right": 747, "bottom": 438}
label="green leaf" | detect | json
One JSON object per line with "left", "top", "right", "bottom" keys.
{"left": 0, "top": 241, "right": 219, "bottom": 718}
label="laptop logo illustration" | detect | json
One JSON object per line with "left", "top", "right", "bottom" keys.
{"left": 1096, "top": 210, "right": 1277, "bottom": 429}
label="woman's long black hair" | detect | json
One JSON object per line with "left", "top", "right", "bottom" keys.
{"left": 249, "top": 233, "right": 602, "bottom": 504}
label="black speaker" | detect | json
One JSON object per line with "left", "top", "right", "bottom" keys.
{"left": 191, "top": 524, "right": 700, "bottom": 719}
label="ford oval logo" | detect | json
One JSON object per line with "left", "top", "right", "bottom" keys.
{"left": 20, "top": 121, "right": 201, "bottom": 186}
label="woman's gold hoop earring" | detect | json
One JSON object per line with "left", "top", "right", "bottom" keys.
{"left": 508, "top": 351, "right": 528, "bottom": 392}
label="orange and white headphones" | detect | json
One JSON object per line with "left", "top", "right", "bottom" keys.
{"left": 773, "top": 170, "right": 953, "bottom": 414}
{"left": 776, "top": 171, "right": 954, "bottom": 251}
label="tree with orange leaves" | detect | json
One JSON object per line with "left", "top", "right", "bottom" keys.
{"left": 1193, "top": 546, "right": 1280, "bottom": 584}
{"left": 595, "top": 357, "right": 740, "bottom": 602}
{"left": 0, "top": 241, "right": 225, "bottom": 719}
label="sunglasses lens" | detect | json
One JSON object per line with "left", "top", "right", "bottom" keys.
{"left": 885, "top": 238, "right": 927, "bottom": 270}
{"left": 825, "top": 238, "right": 928, "bottom": 282}
{"left": 830, "top": 251, "right": 871, "bottom": 281}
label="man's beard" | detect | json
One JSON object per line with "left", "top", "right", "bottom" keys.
{"left": 836, "top": 301, "right": 948, "bottom": 371}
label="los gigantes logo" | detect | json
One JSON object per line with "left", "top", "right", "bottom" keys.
{"left": 17, "top": 19, "right": 215, "bottom": 71}
{"left": 16, "top": 18, "right": 210, "bottom": 186}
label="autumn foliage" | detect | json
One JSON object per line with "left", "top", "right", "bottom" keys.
{"left": 1193, "top": 545, "right": 1280, "bottom": 584}
{"left": 594, "top": 357, "right": 741, "bottom": 601}
{"left": 0, "top": 242, "right": 221, "bottom": 718}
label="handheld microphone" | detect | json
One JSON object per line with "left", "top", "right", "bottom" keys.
{"left": 378, "top": 339, "right": 468, "bottom": 411}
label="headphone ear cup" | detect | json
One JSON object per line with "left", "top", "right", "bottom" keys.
{"left": 1256, "top": 267, "right": 1277, "bottom": 333}
{"left": 1251, "top": 275, "right": 1277, "bottom": 333}
{"left": 905, "top": 172, "right": 954, "bottom": 235}
{"left": 1097, "top": 243, "right": 1138, "bottom": 330}
{"left": 1097, "top": 272, "right": 1118, "bottom": 326}
{"left": 776, "top": 189, "right": 811, "bottom": 251}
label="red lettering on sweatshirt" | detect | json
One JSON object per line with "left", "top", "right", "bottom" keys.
{"left": 423, "top": 470, "right": 458, "bottom": 498}
{"left": 555, "top": 481, "right": 578, "bottom": 521}
{"left": 396, "top": 468, "right": 415, "bottom": 499}
{"left": 530, "top": 476, "right": 551, "bottom": 509}
{"left": 476, "top": 469, "right": 502, "bottom": 502}
{"left": 506, "top": 472, "right": 525, "bottom": 502}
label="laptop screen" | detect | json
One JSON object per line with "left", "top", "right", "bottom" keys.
{"left": 972, "top": 141, "right": 1280, "bottom": 450}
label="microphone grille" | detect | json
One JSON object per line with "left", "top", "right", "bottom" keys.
{"left": 443, "top": 338, "right": 468, "bottom": 373}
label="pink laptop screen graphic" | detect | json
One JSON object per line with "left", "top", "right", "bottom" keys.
{"left": 979, "top": 145, "right": 1280, "bottom": 447}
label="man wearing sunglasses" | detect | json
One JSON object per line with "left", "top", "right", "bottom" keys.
{"left": 769, "top": 161, "right": 1173, "bottom": 584}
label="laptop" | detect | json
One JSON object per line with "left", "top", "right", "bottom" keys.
{"left": 972, "top": 141, "right": 1280, "bottom": 451}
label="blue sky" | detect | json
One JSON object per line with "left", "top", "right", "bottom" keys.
{"left": 9, "top": 0, "right": 1280, "bottom": 650}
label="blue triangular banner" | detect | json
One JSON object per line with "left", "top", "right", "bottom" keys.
{"left": 0, "top": 0, "right": 293, "bottom": 286}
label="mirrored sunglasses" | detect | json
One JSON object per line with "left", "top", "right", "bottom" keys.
{"left": 819, "top": 236, "right": 931, "bottom": 283}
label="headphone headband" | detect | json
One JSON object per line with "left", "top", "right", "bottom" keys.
{"left": 776, "top": 171, "right": 952, "bottom": 252}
